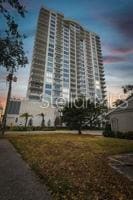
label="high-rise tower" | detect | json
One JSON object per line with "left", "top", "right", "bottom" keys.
{"left": 27, "top": 7, "right": 106, "bottom": 104}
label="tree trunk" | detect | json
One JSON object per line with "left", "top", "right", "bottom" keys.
{"left": 1, "top": 74, "right": 13, "bottom": 135}
{"left": 25, "top": 118, "right": 28, "bottom": 128}
{"left": 78, "top": 128, "right": 82, "bottom": 135}
{"left": 41, "top": 117, "right": 44, "bottom": 128}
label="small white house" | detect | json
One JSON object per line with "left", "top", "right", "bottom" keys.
{"left": 107, "top": 96, "right": 133, "bottom": 133}
{"left": 6, "top": 99, "right": 59, "bottom": 127}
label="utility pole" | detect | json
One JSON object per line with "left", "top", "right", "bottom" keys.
{"left": 1, "top": 72, "right": 17, "bottom": 135}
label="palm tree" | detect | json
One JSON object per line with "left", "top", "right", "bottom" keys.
{"left": 20, "top": 113, "right": 32, "bottom": 128}
{"left": 38, "top": 113, "right": 45, "bottom": 128}
{"left": 54, "top": 116, "right": 61, "bottom": 128}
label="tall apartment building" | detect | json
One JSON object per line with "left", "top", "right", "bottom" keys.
{"left": 27, "top": 7, "right": 106, "bottom": 104}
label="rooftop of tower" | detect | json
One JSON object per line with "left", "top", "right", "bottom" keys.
{"left": 41, "top": 6, "right": 100, "bottom": 37}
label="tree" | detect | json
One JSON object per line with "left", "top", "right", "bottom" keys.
{"left": 62, "top": 98, "right": 88, "bottom": 134}
{"left": 113, "top": 85, "right": 133, "bottom": 109}
{"left": 47, "top": 119, "right": 51, "bottom": 127}
{"left": 62, "top": 98, "right": 107, "bottom": 134}
{"left": 20, "top": 113, "right": 32, "bottom": 128}
{"left": 83, "top": 99, "right": 107, "bottom": 129}
{"left": 38, "top": 113, "right": 45, "bottom": 128}
{"left": 113, "top": 99, "right": 124, "bottom": 107}
{"left": 122, "top": 85, "right": 133, "bottom": 96}
{"left": 54, "top": 116, "right": 62, "bottom": 128}
{"left": 0, "top": 0, "right": 28, "bottom": 135}
{"left": 28, "top": 118, "right": 33, "bottom": 127}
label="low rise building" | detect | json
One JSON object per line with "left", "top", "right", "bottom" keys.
{"left": 6, "top": 99, "right": 58, "bottom": 127}
{"left": 107, "top": 96, "right": 133, "bottom": 133}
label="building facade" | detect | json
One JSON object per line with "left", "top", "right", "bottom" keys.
{"left": 107, "top": 96, "right": 133, "bottom": 133}
{"left": 27, "top": 7, "right": 106, "bottom": 104}
{"left": 6, "top": 99, "right": 58, "bottom": 127}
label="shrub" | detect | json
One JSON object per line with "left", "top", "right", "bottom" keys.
{"left": 103, "top": 123, "right": 115, "bottom": 137}
{"left": 9, "top": 126, "right": 56, "bottom": 132}
{"left": 9, "top": 126, "right": 33, "bottom": 131}
{"left": 116, "top": 132, "right": 133, "bottom": 140}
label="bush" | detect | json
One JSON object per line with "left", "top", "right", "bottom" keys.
{"left": 103, "top": 123, "right": 115, "bottom": 137}
{"left": 103, "top": 124, "right": 133, "bottom": 140}
{"left": 9, "top": 126, "right": 56, "bottom": 132}
{"left": 116, "top": 132, "right": 133, "bottom": 140}
{"left": 9, "top": 126, "right": 33, "bottom": 131}
{"left": 124, "top": 132, "right": 133, "bottom": 140}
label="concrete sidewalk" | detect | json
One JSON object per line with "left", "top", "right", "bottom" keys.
{"left": 109, "top": 153, "right": 133, "bottom": 182}
{"left": 6, "top": 130, "right": 103, "bottom": 136}
{"left": 0, "top": 139, "right": 51, "bottom": 200}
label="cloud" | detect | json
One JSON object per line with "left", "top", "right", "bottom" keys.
{"left": 101, "top": 7, "right": 133, "bottom": 42}
{"left": 111, "top": 47, "right": 133, "bottom": 55}
{"left": 103, "top": 55, "right": 128, "bottom": 64}
{"left": 104, "top": 45, "right": 133, "bottom": 55}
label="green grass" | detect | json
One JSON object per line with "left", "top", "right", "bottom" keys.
{"left": 8, "top": 133, "right": 133, "bottom": 200}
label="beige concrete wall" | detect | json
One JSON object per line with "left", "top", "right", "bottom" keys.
{"left": 110, "top": 111, "right": 133, "bottom": 133}
{"left": 7, "top": 100, "right": 59, "bottom": 127}
{"left": 6, "top": 114, "right": 19, "bottom": 127}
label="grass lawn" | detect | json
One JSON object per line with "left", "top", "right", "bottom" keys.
{"left": 8, "top": 133, "right": 133, "bottom": 200}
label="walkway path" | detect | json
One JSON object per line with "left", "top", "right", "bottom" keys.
{"left": 0, "top": 139, "right": 51, "bottom": 200}
{"left": 6, "top": 130, "right": 103, "bottom": 136}
{"left": 109, "top": 153, "right": 133, "bottom": 182}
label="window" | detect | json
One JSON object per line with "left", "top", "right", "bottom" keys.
{"left": 63, "top": 78, "right": 69, "bottom": 82}
{"left": 47, "top": 67, "right": 53, "bottom": 72}
{"left": 48, "top": 53, "right": 53, "bottom": 57}
{"left": 95, "top": 76, "right": 99, "bottom": 81}
{"left": 45, "top": 84, "right": 52, "bottom": 89}
{"left": 63, "top": 82, "right": 69, "bottom": 87}
{"left": 50, "top": 23, "right": 55, "bottom": 28}
{"left": 46, "top": 72, "right": 52, "bottom": 78}
{"left": 49, "top": 38, "right": 54, "bottom": 44}
{"left": 49, "top": 44, "right": 54, "bottom": 48}
{"left": 50, "top": 31, "right": 55, "bottom": 36}
{"left": 64, "top": 42, "right": 69, "bottom": 47}
{"left": 48, "top": 48, "right": 54, "bottom": 53}
{"left": 51, "top": 13, "right": 56, "bottom": 17}
{"left": 54, "top": 91, "right": 60, "bottom": 96}
{"left": 64, "top": 35, "right": 69, "bottom": 40}
{"left": 46, "top": 78, "right": 52, "bottom": 83}
{"left": 64, "top": 60, "right": 69, "bottom": 64}
{"left": 63, "top": 68, "right": 69, "bottom": 73}
{"left": 64, "top": 55, "right": 69, "bottom": 60}
{"left": 64, "top": 51, "right": 69, "bottom": 55}
{"left": 51, "top": 19, "right": 55, "bottom": 24}
{"left": 51, "top": 15, "right": 56, "bottom": 20}
{"left": 64, "top": 39, "right": 68, "bottom": 43}
{"left": 55, "top": 84, "right": 61, "bottom": 89}
{"left": 45, "top": 90, "right": 51, "bottom": 96}
{"left": 64, "top": 47, "right": 69, "bottom": 51}
{"left": 50, "top": 27, "right": 55, "bottom": 32}
{"left": 47, "top": 62, "right": 53, "bottom": 67}
{"left": 50, "top": 35, "right": 54, "bottom": 39}
{"left": 64, "top": 63, "right": 69, "bottom": 68}
{"left": 48, "top": 56, "right": 53, "bottom": 62}
{"left": 63, "top": 73, "right": 69, "bottom": 78}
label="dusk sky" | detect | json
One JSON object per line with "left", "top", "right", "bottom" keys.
{"left": 0, "top": 0, "right": 133, "bottom": 106}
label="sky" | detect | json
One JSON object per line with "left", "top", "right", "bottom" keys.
{"left": 0, "top": 0, "right": 133, "bottom": 107}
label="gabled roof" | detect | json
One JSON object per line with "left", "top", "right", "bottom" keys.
{"left": 107, "top": 95, "right": 133, "bottom": 116}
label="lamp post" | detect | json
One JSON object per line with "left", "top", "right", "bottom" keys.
{"left": 1, "top": 72, "right": 17, "bottom": 135}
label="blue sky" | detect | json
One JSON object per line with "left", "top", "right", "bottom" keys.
{"left": 0, "top": 0, "right": 133, "bottom": 106}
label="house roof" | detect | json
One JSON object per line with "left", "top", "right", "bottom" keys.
{"left": 107, "top": 95, "right": 133, "bottom": 116}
